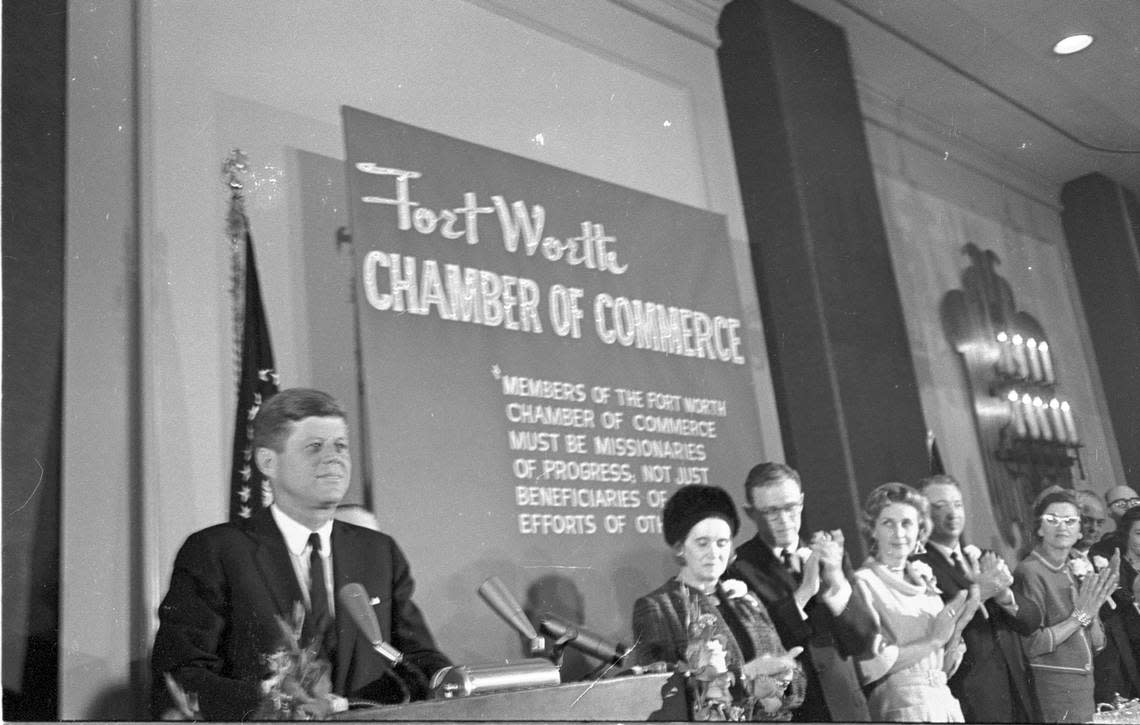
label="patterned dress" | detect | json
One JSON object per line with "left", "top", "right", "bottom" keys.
{"left": 632, "top": 577, "right": 806, "bottom": 720}
{"left": 853, "top": 560, "right": 965, "bottom": 722}
{"left": 1013, "top": 550, "right": 1106, "bottom": 723}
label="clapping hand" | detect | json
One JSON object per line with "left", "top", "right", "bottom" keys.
{"left": 1075, "top": 550, "right": 1120, "bottom": 615}
{"left": 932, "top": 588, "right": 978, "bottom": 646}
{"left": 969, "top": 550, "right": 1014, "bottom": 603}
{"left": 812, "top": 529, "right": 847, "bottom": 591}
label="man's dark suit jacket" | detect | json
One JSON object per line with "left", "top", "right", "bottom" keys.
{"left": 916, "top": 546, "right": 1042, "bottom": 723}
{"left": 151, "top": 508, "right": 450, "bottom": 720}
{"left": 729, "top": 535, "right": 877, "bottom": 722}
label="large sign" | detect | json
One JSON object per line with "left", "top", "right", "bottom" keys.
{"left": 343, "top": 106, "right": 763, "bottom": 666}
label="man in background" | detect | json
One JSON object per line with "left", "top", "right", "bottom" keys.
{"left": 1074, "top": 489, "right": 1108, "bottom": 559}
{"left": 916, "top": 474, "right": 1041, "bottom": 723}
{"left": 151, "top": 388, "right": 449, "bottom": 719}
{"left": 728, "top": 462, "right": 876, "bottom": 722}
{"left": 1092, "top": 484, "right": 1140, "bottom": 559}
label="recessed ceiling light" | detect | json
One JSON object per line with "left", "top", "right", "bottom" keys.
{"left": 1053, "top": 34, "right": 1094, "bottom": 55}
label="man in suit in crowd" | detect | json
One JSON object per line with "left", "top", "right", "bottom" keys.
{"left": 151, "top": 388, "right": 450, "bottom": 720}
{"left": 916, "top": 474, "right": 1041, "bottom": 723}
{"left": 1074, "top": 489, "right": 1108, "bottom": 559}
{"left": 727, "top": 462, "right": 877, "bottom": 722}
{"left": 1092, "top": 484, "right": 1140, "bottom": 559}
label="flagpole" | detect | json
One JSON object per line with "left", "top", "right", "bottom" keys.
{"left": 224, "top": 150, "right": 248, "bottom": 393}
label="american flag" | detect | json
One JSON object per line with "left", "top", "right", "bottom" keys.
{"left": 229, "top": 217, "right": 279, "bottom": 521}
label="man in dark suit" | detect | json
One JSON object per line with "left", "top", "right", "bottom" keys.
{"left": 727, "top": 462, "right": 877, "bottom": 722}
{"left": 151, "top": 388, "right": 450, "bottom": 720}
{"left": 916, "top": 474, "right": 1041, "bottom": 723}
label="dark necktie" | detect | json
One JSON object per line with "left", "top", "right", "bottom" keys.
{"left": 306, "top": 533, "right": 334, "bottom": 658}
{"left": 780, "top": 548, "right": 799, "bottom": 581}
{"left": 950, "top": 550, "right": 967, "bottom": 576}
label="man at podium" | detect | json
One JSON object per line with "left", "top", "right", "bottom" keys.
{"left": 151, "top": 388, "right": 450, "bottom": 719}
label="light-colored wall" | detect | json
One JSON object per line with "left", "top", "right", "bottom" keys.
{"left": 859, "top": 85, "right": 1126, "bottom": 561}
{"left": 61, "top": 0, "right": 781, "bottom": 716}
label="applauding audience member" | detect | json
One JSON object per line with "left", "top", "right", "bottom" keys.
{"left": 631, "top": 485, "right": 806, "bottom": 721}
{"left": 1093, "top": 505, "right": 1140, "bottom": 703}
{"left": 851, "top": 483, "right": 978, "bottom": 722}
{"left": 728, "top": 463, "right": 877, "bottom": 722}
{"left": 916, "top": 475, "right": 1041, "bottom": 722}
{"left": 1013, "top": 486, "right": 1119, "bottom": 723}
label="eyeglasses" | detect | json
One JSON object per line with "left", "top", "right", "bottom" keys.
{"left": 752, "top": 501, "right": 804, "bottom": 519}
{"left": 1041, "top": 514, "right": 1080, "bottom": 528}
{"left": 1108, "top": 497, "right": 1140, "bottom": 511}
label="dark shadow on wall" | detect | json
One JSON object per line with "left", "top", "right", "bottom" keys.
{"left": 2, "top": 0, "right": 66, "bottom": 719}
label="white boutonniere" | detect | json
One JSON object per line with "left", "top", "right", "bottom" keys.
{"left": 1091, "top": 555, "right": 1110, "bottom": 571}
{"left": 721, "top": 578, "right": 764, "bottom": 612}
{"left": 721, "top": 578, "right": 748, "bottom": 599}
{"left": 1068, "top": 557, "right": 1094, "bottom": 579}
{"left": 907, "top": 559, "right": 942, "bottom": 595}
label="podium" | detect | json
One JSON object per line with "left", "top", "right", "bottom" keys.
{"left": 337, "top": 672, "right": 688, "bottom": 721}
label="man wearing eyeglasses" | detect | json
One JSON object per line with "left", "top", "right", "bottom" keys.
{"left": 727, "top": 462, "right": 877, "bottom": 722}
{"left": 1091, "top": 485, "right": 1140, "bottom": 560}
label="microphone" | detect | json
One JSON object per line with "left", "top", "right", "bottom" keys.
{"left": 477, "top": 576, "right": 544, "bottom": 655}
{"left": 338, "top": 583, "right": 404, "bottom": 665}
{"left": 539, "top": 613, "right": 629, "bottom": 664}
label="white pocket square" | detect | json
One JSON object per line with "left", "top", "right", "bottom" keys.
{"left": 369, "top": 596, "right": 381, "bottom": 606}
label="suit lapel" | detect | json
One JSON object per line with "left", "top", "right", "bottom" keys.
{"left": 331, "top": 521, "right": 365, "bottom": 693}
{"left": 924, "top": 546, "right": 971, "bottom": 595}
{"left": 736, "top": 537, "right": 796, "bottom": 600}
{"left": 248, "top": 508, "right": 306, "bottom": 618}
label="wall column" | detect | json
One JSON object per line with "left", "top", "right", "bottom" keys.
{"left": 1061, "top": 174, "right": 1140, "bottom": 485}
{"left": 717, "top": 0, "right": 928, "bottom": 547}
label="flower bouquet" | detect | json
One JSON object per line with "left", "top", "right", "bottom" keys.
{"left": 680, "top": 584, "right": 799, "bottom": 721}
{"left": 162, "top": 602, "right": 344, "bottom": 720}
{"left": 255, "top": 602, "right": 345, "bottom": 719}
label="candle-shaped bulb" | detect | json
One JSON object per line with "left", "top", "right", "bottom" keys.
{"left": 1026, "top": 338, "right": 1043, "bottom": 381}
{"left": 1011, "top": 334, "right": 1029, "bottom": 379}
{"left": 1008, "top": 389, "right": 1027, "bottom": 439}
{"left": 1032, "top": 396, "right": 1054, "bottom": 440}
{"left": 1038, "top": 340, "right": 1055, "bottom": 384}
{"left": 996, "top": 331, "right": 1014, "bottom": 375}
{"left": 1048, "top": 398, "right": 1067, "bottom": 444}
{"left": 1022, "top": 393, "right": 1041, "bottom": 439}
{"left": 1060, "top": 400, "right": 1080, "bottom": 445}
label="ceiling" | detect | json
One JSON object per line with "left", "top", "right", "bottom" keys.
{"left": 783, "top": 0, "right": 1140, "bottom": 199}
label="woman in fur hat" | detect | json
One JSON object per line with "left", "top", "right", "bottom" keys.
{"left": 631, "top": 485, "right": 806, "bottom": 721}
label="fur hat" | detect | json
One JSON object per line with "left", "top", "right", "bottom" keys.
{"left": 663, "top": 485, "right": 740, "bottom": 546}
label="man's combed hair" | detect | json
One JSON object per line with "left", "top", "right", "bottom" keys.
{"left": 252, "top": 388, "right": 347, "bottom": 452}
{"left": 917, "top": 474, "right": 960, "bottom": 491}
{"left": 743, "top": 461, "right": 801, "bottom": 499}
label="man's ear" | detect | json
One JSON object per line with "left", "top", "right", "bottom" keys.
{"left": 255, "top": 447, "right": 277, "bottom": 479}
